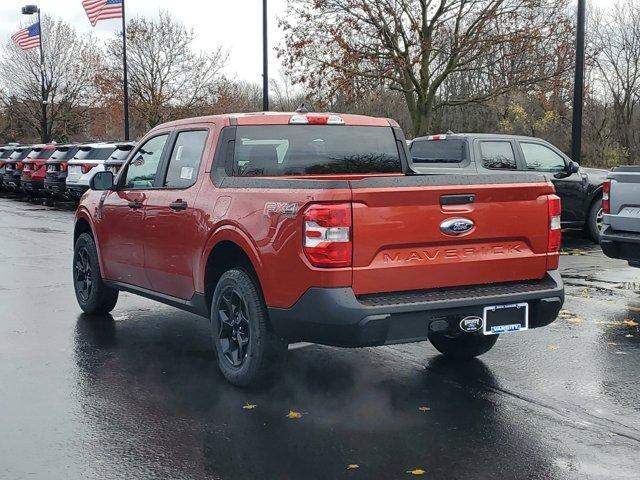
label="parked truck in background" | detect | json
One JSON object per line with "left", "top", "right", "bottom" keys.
{"left": 601, "top": 166, "right": 640, "bottom": 268}
{"left": 73, "top": 111, "right": 565, "bottom": 386}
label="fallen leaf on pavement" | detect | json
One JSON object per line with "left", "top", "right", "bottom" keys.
{"left": 628, "top": 306, "right": 640, "bottom": 312}
{"left": 623, "top": 319, "right": 639, "bottom": 327}
{"left": 347, "top": 464, "right": 359, "bottom": 470}
{"left": 286, "top": 410, "right": 303, "bottom": 419}
{"left": 607, "top": 342, "right": 618, "bottom": 346}
{"left": 625, "top": 334, "right": 634, "bottom": 338}
{"left": 418, "top": 406, "right": 431, "bottom": 412}
{"left": 406, "top": 469, "right": 426, "bottom": 475}
{"left": 243, "top": 403, "right": 257, "bottom": 410}
{"left": 548, "top": 344, "right": 559, "bottom": 350}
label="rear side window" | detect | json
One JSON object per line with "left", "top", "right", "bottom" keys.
{"left": 124, "top": 135, "right": 169, "bottom": 189}
{"left": 232, "top": 126, "right": 401, "bottom": 176}
{"left": 28, "top": 149, "right": 54, "bottom": 160}
{"left": 75, "top": 147, "right": 116, "bottom": 161}
{"left": 164, "top": 130, "right": 208, "bottom": 188}
{"left": 480, "top": 141, "right": 517, "bottom": 170}
{"left": 411, "top": 139, "right": 466, "bottom": 164}
{"left": 9, "top": 149, "right": 31, "bottom": 161}
{"left": 110, "top": 147, "right": 133, "bottom": 161}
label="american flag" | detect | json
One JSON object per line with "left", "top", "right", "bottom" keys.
{"left": 11, "top": 22, "right": 40, "bottom": 51}
{"left": 82, "top": 0, "right": 124, "bottom": 27}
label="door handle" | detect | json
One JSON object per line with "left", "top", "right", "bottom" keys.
{"left": 128, "top": 200, "right": 143, "bottom": 209}
{"left": 169, "top": 200, "right": 188, "bottom": 211}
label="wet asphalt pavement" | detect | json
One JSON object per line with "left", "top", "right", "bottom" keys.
{"left": 0, "top": 195, "right": 639, "bottom": 480}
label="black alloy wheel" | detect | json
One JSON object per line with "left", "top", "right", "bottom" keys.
{"left": 217, "top": 286, "right": 251, "bottom": 368}
{"left": 74, "top": 246, "right": 93, "bottom": 302}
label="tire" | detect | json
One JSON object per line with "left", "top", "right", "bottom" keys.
{"left": 73, "top": 232, "right": 119, "bottom": 314}
{"left": 428, "top": 332, "right": 499, "bottom": 360}
{"left": 587, "top": 197, "right": 604, "bottom": 244}
{"left": 211, "top": 268, "right": 288, "bottom": 387}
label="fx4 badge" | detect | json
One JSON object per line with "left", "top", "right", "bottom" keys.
{"left": 264, "top": 202, "right": 300, "bottom": 216}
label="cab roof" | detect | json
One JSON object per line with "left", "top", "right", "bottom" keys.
{"left": 151, "top": 112, "right": 399, "bottom": 131}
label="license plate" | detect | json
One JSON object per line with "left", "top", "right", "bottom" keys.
{"left": 483, "top": 303, "right": 529, "bottom": 335}
{"left": 47, "top": 165, "right": 57, "bottom": 172}
{"left": 68, "top": 165, "right": 82, "bottom": 174}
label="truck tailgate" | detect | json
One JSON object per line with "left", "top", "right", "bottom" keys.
{"left": 608, "top": 168, "right": 640, "bottom": 233}
{"left": 349, "top": 174, "right": 555, "bottom": 295}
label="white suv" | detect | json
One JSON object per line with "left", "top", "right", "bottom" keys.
{"left": 66, "top": 143, "right": 119, "bottom": 198}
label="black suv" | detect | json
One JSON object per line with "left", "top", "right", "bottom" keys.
{"left": 410, "top": 134, "right": 608, "bottom": 242}
{"left": 0, "top": 145, "right": 19, "bottom": 190}
{"left": 2, "top": 146, "right": 33, "bottom": 192}
{"left": 44, "top": 144, "right": 80, "bottom": 198}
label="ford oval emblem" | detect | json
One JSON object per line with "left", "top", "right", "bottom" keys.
{"left": 460, "top": 316, "right": 483, "bottom": 333}
{"left": 440, "top": 218, "right": 475, "bottom": 236}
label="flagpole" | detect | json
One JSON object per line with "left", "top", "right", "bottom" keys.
{"left": 121, "top": 0, "right": 130, "bottom": 141}
{"left": 36, "top": 7, "right": 48, "bottom": 142}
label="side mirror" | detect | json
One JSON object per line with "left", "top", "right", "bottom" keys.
{"left": 90, "top": 171, "right": 114, "bottom": 191}
{"left": 567, "top": 161, "right": 580, "bottom": 174}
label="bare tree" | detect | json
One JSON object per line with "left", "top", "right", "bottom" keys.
{"left": 106, "top": 11, "right": 228, "bottom": 129}
{"left": 592, "top": 0, "right": 640, "bottom": 162}
{"left": 0, "top": 15, "right": 101, "bottom": 142}
{"left": 279, "top": 0, "right": 574, "bottom": 136}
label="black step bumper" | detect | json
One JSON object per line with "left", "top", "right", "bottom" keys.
{"left": 268, "top": 271, "right": 564, "bottom": 347}
{"left": 601, "top": 227, "right": 640, "bottom": 267}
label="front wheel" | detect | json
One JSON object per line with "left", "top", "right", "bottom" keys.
{"left": 73, "top": 232, "right": 119, "bottom": 314}
{"left": 211, "top": 268, "right": 288, "bottom": 387}
{"left": 428, "top": 332, "right": 499, "bottom": 360}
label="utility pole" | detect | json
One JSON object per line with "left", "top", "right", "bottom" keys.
{"left": 571, "top": 0, "right": 586, "bottom": 164}
{"left": 262, "top": 0, "right": 269, "bottom": 111}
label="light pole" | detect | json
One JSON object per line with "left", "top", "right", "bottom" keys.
{"left": 262, "top": 0, "right": 269, "bottom": 111}
{"left": 22, "top": 4, "right": 48, "bottom": 143}
{"left": 571, "top": 0, "right": 586, "bottom": 164}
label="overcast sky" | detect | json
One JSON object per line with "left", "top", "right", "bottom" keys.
{"left": 0, "top": 0, "right": 289, "bottom": 83}
{"left": 0, "top": 0, "right": 610, "bottom": 84}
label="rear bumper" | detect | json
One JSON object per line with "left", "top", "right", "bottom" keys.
{"left": 268, "top": 270, "right": 564, "bottom": 347}
{"left": 66, "top": 185, "right": 89, "bottom": 198}
{"left": 601, "top": 227, "right": 640, "bottom": 267}
{"left": 3, "top": 174, "right": 21, "bottom": 190}
{"left": 44, "top": 178, "right": 68, "bottom": 196}
{"left": 22, "top": 179, "right": 45, "bottom": 195}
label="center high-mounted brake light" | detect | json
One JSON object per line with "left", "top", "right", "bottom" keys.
{"left": 547, "top": 194, "right": 562, "bottom": 253}
{"left": 289, "top": 114, "right": 345, "bottom": 125}
{"left": 303, "top": 203, "right": 352, "bottom": 268}
{"left": 427, "top": 135, "right": 447, "bottom": 141}
{"left": 602, "top": 179, "right": 611, "bottom": 214}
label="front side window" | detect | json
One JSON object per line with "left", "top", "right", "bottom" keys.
{"left": 164, "top": 130, "right": 208, "bottom": 188}
{"left": 124, "top": 135, "right": 169, "bottom": 189}
{"left": 232, "top": 126, "right": 401, "bottom": 176}
{"left": 480, "top": 141, "right": 517, "bottom": 170}
{"left": 520, "top": 143, "right": 566, "bottom": 172}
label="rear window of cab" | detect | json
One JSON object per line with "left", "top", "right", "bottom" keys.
{"left": 410, "top": 138, "right": 467, "bottom": 164}
{"left": 232, "top": 125, "right": 402, "bottom": 176}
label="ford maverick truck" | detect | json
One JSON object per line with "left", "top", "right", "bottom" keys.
{"left": 73, "top": 111, "right": 565, "bottom": 386}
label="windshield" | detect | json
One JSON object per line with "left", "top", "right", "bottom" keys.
{"left": 232, "top": 125, "right": 402, "bottom": 176}
{"left": 74, "top": 147, "right": 117, "bottom": 161}
{"left": 411, "top": 138, "right": 467, "bottom": 164}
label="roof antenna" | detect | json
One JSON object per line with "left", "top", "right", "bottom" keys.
{"left": 295, "top": 102, "right": 310, "bottom": 114}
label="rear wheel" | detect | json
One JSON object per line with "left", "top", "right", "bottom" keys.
{"left": 587, "top": 197, "right": 604, "bottom": 243}
{"left": 211, "top": 268, "right": 288, "bottom": 387}
{"left": 428, "top": 332, "right": 498, "bottom": 360}
{"left": 73, "top": 232, "right": 119, "bottom": 314}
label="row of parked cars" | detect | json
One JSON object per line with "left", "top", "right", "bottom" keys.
{"left": 0, "top": 142, "right": 136, "bottom": 199}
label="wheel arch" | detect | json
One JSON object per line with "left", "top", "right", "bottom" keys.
{"left": 199, "top": 227, "right": 266, "bottom": 311}
{"left": 73, "top": 210, "right": 107, "bottom": 276}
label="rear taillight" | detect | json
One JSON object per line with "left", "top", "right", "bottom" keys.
{"left": 602, "top": 180, "right": 611, "bottom": 214}
{"left": 290, "top": 114, "right": 345, "bottom": 125}
{"left": 548, "top": 194, "right": 562, "bottom": 253}
{"left": 60, "top": 163, "right": 67, "bottom": 172}
{"left": 81, "top": 164, "right": 95, "bottom": 174}
{"left": 303, "top": 203, "right": 352, "bottom": 268}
